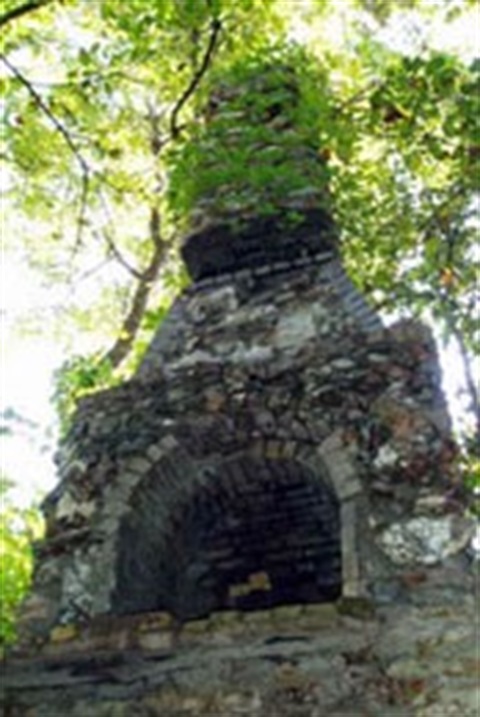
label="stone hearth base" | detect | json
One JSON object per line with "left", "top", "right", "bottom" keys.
{"left": 2, "top": 562, "right": 477, "bottom": 717}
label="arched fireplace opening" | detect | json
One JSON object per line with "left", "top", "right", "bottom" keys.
{"left": 113, "top": 456, "right": 341, "bottom": 621}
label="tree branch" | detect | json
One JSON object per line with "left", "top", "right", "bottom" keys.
{"left": 101, "top": 208, "right": 167, "bottom": 370}
{"left": 101, "top": 4, "right": 222, "bottom": 370}
{"left": 29, "top": 68, "right": 154, "bottom": 90}
{"left": 0, "top": 0, "right": 50, "bottom": 29}
{"left": 100, "top": 229, "right": 146, "bottom": 281}
{"left": 419, "top": 186, "right": 479, "bottom": 438}
{"left": 440, "top": 292, "right": 480, "bottom": 441}
{"left": 0, "top": 53, "right": 90, "bottom": 246}
{"left": 170, "top": 15, "right": 222, "bottom": 138}
{"left": 456, "top": 327, "right": 480, "bottom": 438}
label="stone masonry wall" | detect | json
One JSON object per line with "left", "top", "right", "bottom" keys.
{"left": 3, "top": 580, "right": 477, "bottom": 717}
{"left": 14, "top": 251, "right": 470, "bottom": 646}
{"left": 3, "top": 54, "right": 476, "bottom": 717}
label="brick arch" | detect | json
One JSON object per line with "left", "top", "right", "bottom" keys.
{"left": 112, "top": 447, "right": 348, "bottom": 619}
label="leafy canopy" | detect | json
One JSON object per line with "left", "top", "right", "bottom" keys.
{"left": 0, "top": 476, "right": 44, "bottom": 651}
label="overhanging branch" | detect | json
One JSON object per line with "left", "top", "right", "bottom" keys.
{"left": 420, "top": 186, "right": 479, "bottom": 437}
{"left": 0, "top": 0, "right": 51, "bottom": 28}
{"left": 170, "top": 15, "right": 222, "bottom": 138}
{"left": 101, "top": 208, "right": 167, "bottom": 370}
{"left": 1, "top": 53, "right": 90, "bottom": 246}
{"left": 100, "top": 229, "right": 146, "bottom": 281}
{"left": 440, "top": 292, "right": 480, "bottom": 441}
{"left": 103, "top": 9, "right": 223, "bottom": 369}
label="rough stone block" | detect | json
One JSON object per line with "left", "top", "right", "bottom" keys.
{"left": 243, "top": 610, "right": 273, "bottom": 628}
{"left": 50, "top": 623, "right": 79, "bottom": 644}
{"left": 281, "top": 440, "right": 298, "bottom": 458}
{"left": 270, "top": 604, "right": 304, "bottom": 623}
{"left": 265, "top": 440, "right": 283, "bottom": 459}
{"left": 137, "top": 631, "right": 172, "bottom": 651}
{"left": 146, "top": 444, "right": 165, "bottom": 462}
{"left": 181, "top": 618, "right": 211, "bottom": 635}
{"left": 302, "top": 602, "right": 338, "bottom": 626}
{"left": 209, "top": 610, "right": 245, "bottom": 630}
{"left": 126, "top": 457, "right": 152, "bottom": 475}
{"left": 379, "top": 517, "right": 474, "bottom": 566}
{"left": 137, "top": 611, "right": 173, "bottom": 632}
{"left": 337, "top": 596, "right": 376, "bottom": 620}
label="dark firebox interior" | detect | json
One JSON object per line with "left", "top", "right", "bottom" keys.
{"left": 113, "top": 457, "right": 341, "bottom": 620}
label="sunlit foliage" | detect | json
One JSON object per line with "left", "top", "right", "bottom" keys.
{"left": 0, "top": 476, "right": 44, "bottom": 651}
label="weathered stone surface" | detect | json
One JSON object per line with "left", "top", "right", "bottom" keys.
{"left": 21, "top": 288, "right": 466, "bottom": 635}
{"left": 379, "top": 516, "right": 474, "bottom": 566}
{"left": 4, "top": 62, "right": 473, "bottom": 717}
{"left": 2, "top": 587, "right": 477, "bottom": 717}
{"left": 182, "top": 210, "right": 338, "bottom": 281}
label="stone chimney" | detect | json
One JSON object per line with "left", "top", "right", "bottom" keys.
{"left": 3, "top": 54, "right": 475, "bottom": 717}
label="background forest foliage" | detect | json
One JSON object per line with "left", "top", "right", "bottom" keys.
{"left": 1, "top": 0, "right": 479, "bottom": 647}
